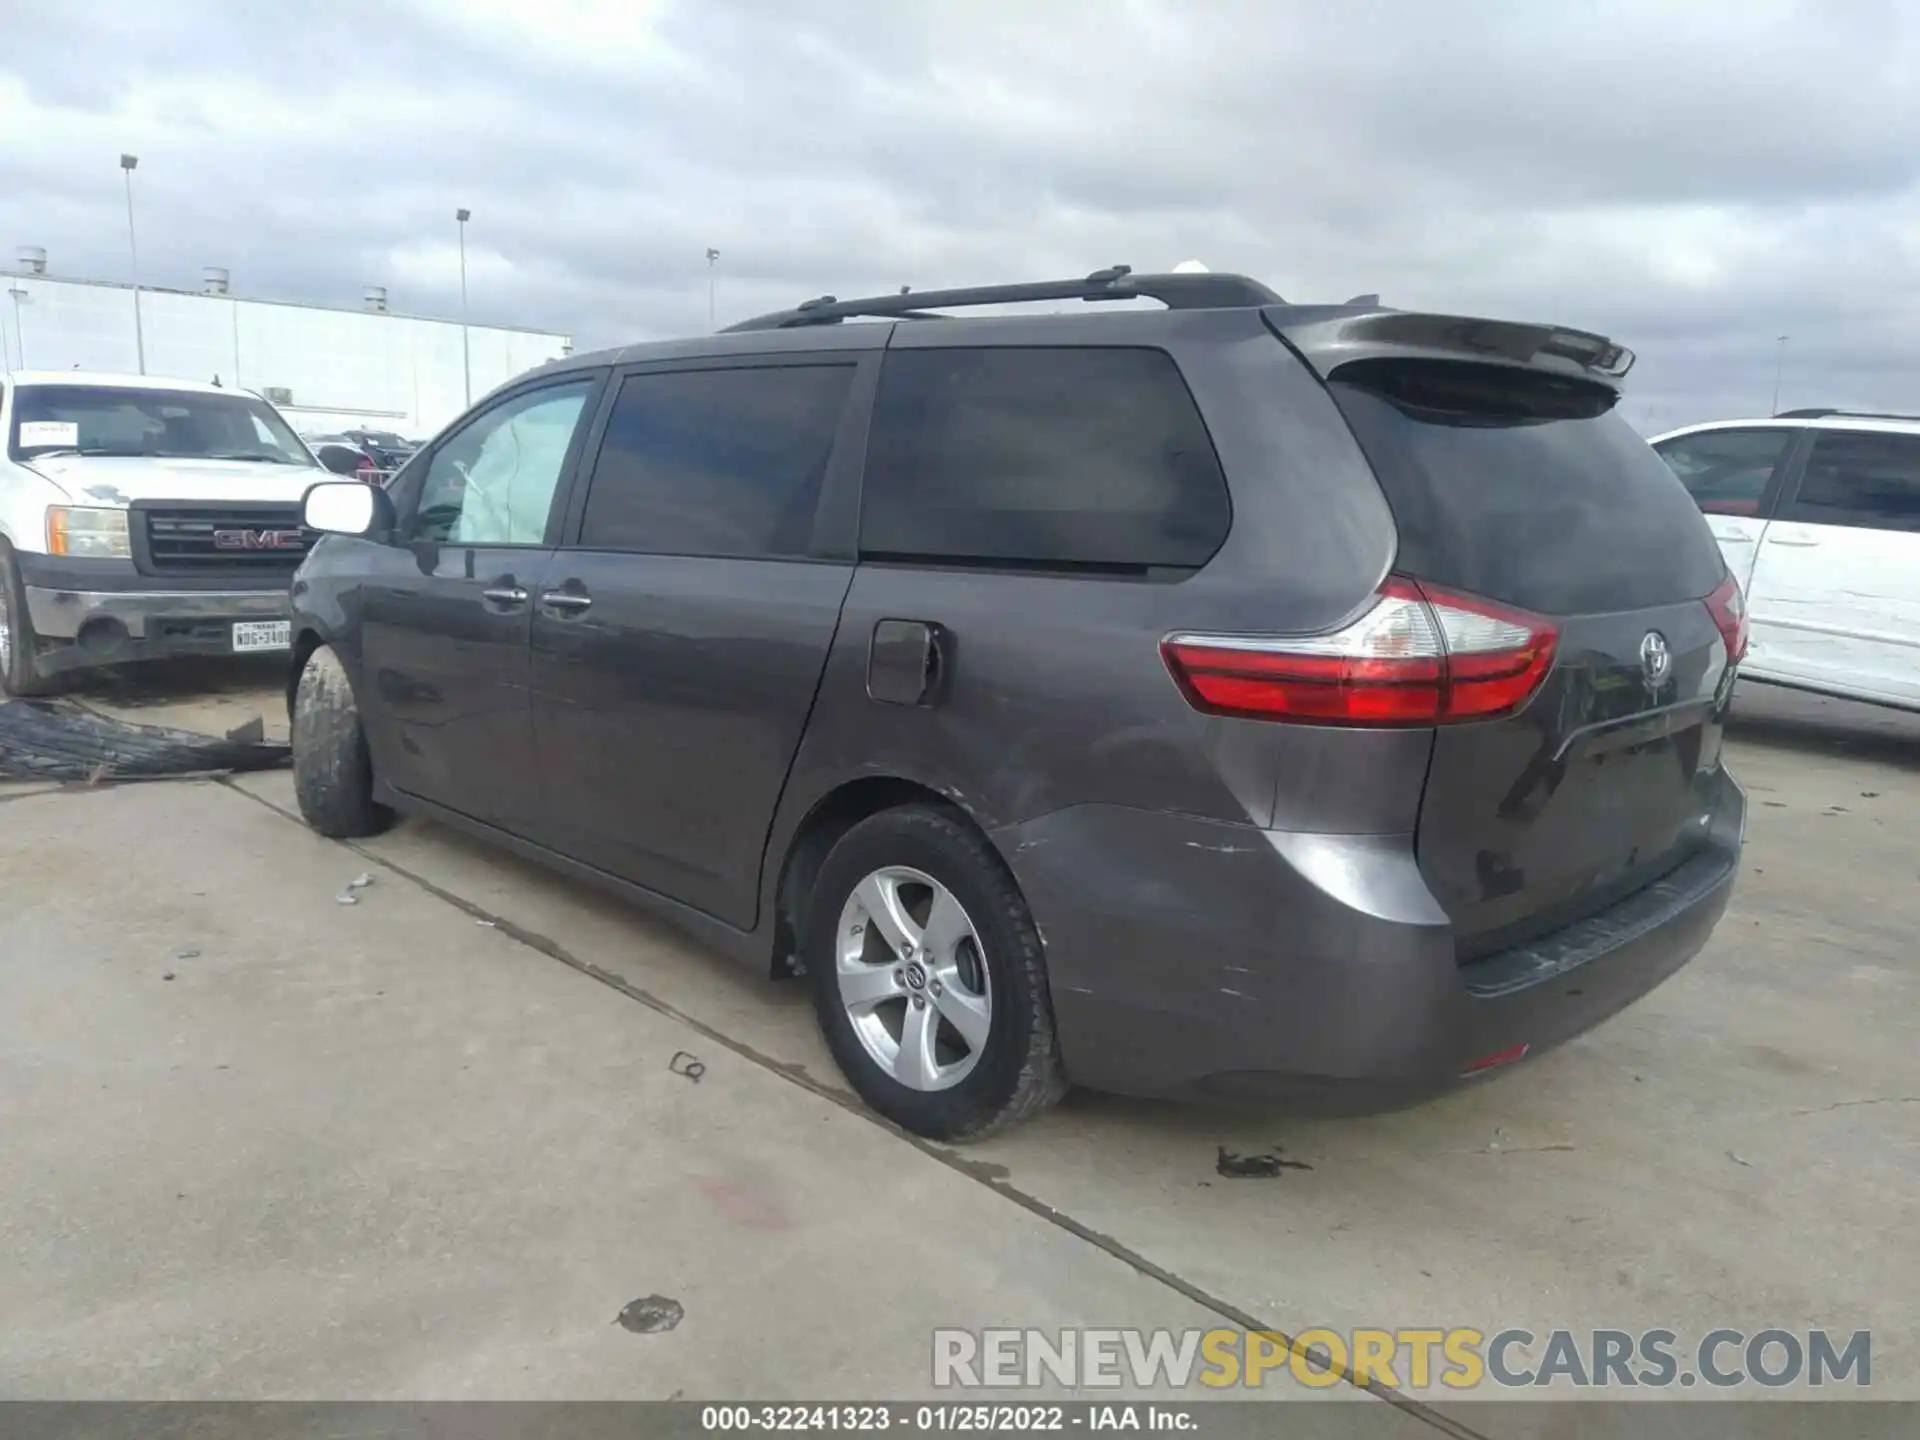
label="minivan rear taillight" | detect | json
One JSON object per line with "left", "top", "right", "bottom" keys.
{"left": 1162, "top": 578, "right": 1558, "bottom": 726}
{"left": 1703, "top": 574, "right": 1748, "bottom": 665}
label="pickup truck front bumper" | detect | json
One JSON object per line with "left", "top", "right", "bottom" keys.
{"left": 15, "top": 554, "right": 292, "bottom": 679}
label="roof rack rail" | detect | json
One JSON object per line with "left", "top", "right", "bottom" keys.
{"left": 1776, "top": 407, "right": 1920, "bottom": 421}
{"left": 721, "top": 265, "right": 1287, "bottom": 332}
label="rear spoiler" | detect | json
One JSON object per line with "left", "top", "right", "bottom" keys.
{"left": 1264, "top": 306, "right": 1635, "bottom": 389}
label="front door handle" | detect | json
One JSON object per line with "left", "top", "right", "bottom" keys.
{"left": 1767, "top": 537, "right": 1821, "bottom": 548}
{"left": 481, "top": 584, "right": 529, "bottom": 606}
{"left": 539, "top": 590, "right": 593, "bottom": 614}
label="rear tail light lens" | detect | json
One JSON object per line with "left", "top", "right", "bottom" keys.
{"left": 1162, "top": 578, "right": 1558, "bottom": 727}
{"left": 1703, "top": 574, "right": 1748, "bottom": 665}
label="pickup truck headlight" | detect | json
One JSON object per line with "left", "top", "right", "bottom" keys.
{"left": 46, "top": 506, "right": 132, "bottom": 559}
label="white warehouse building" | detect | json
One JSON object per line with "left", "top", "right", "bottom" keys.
{"left": 2, "top": 247, "right": 572, "bottom": 440}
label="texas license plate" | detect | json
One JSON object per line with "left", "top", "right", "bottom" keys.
{"left": 232, "top": 620, "right": 292, "bottom": 653}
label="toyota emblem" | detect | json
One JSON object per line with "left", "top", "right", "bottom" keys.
{"left": 1639, "top": 630, "right": 1672, "bottom": 691}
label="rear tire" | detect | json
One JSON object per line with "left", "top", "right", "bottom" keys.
{"left": 0, "top": 546, "right": 57, "bottom": 698}
{"left": 292, "top": 644, "right": 392, "bottom": 839}
{"left": 806, "top": 805, "right": 1066, "bottom": 1141}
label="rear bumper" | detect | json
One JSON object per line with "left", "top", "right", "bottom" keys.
{"left": 994, "top": 769, "right": 1745, "bottom": 1107}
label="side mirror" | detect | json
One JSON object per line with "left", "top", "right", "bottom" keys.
{"left": 303, "top": 480, "right": 395, "bottom": 539}
{"left": 316, "top": 444, "right": 363, "bottom": 476}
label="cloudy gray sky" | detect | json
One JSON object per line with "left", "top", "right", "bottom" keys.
{"left": 3, "top": 0, "right": 1916, "bottom": 431}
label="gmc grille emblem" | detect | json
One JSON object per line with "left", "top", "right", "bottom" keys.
{"left": 212, "top": 528, "right": 305, "bottom": 551}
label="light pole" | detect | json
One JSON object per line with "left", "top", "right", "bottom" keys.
{"left": 1770, "top": 334, "right": 1790, "bottom": 416}
{"left": 7, "top": 287, "right": 27, "bottom": 368}
{"left": 120, "top": 154, "right": 146, "bottom": 374}
{"left": 705, "top": 247, "right": 720, "bottom": 326}
{"left": 456, "top": 208, "right": 472, "bottom": 405}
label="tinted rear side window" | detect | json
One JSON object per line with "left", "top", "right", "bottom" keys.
{"left": 1783, "top": 430, "right": 1920, "bottom": 532}
{"left": 578, "top": 364, "right": 855, "bottom": 558}
{"left": 1331, "top": 361, "right": 1727, "bottom": 614}
{"left": 860, "top": 347, "right": 1229, "bottom": 572}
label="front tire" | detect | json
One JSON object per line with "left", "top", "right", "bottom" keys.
{"left": 292, "top": 644, "right": 392, "bottom": 838}
{"left": 0, "top": 547, "right": 57, "bottom": 697}
{"left": 806, "top": 805, "right": 1066, "bottom": 1140}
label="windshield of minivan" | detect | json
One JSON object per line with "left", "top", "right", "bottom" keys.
{"left": 9, "top": 385, "right": 314, "bottom": 466}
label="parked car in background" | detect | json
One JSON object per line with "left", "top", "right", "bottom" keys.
{"left": 285, "top": 267, "right": 1747, "bottom": 1140}
{"left": 307, "top": 437, "right": 378, "bottom": 480}
{"left": 0, "top": 372, "right": 323, "bottom": 694}
{"left": 336, "top": 428, "right": 418, "bottom": 474}
{"left": 1653, "top": 409, "right": 1920, "bottom": 713}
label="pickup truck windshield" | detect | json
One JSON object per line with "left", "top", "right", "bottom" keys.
{"left": 9, "top": 385, "right": 313, "bottom": 466}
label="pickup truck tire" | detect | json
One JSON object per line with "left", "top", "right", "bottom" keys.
{"left": 806, "top": 804, "right": 1067, "bottom": 1141}
{"left": 0, "top": 546, "right": 57, "bottom": 698}
{"left": 292, "top": 643, "right": 392, "bottom": 839}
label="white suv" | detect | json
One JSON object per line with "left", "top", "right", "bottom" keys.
{"left": 1652, "top": 409, "right": 1920, "bottom": 713}
{"left": 0, "top": 371, "right": 326, "bottom": 695}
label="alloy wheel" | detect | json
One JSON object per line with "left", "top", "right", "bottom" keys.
{"left": 835, "top": 865, "right": 993, "bottom": 1091}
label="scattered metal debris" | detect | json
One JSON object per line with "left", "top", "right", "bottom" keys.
{"left": 615, "top": 1295, "right": 684, "bottom": 1334}
{"left": 161, "top": 972, "right": 176, "bottom": 982}
{"left": 0, "top": 698, "right": 289, "bottom": 782}
{"left": 1215, "top": 1145, "right": 1312, "bottom": 1178}
{"left": 669, "top": 1051, "right": 707, "bottom": 1083}
{"left": 1728, "top": 1151, "right": 1754, "bottom": 1168}
{"left": 175, "top": 949, "right": 201, "bottom": 961}
{"left": 335, "top": 873, "right": 375, "bottom": 905}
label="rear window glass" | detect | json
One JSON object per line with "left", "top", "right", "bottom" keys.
{"left": 1330, "top": 361, "right": 1727, "bottom": 614}
{"left": 860, "top": 347, "right": 1230, "bottom": 572}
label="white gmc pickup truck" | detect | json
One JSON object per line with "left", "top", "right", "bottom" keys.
{"left": 0, "top": 371, "right": 336, "bottom": 696}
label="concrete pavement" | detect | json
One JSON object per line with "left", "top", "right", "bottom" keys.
{"left": 0, "top": 780, "right": 1256, "bottom": 1404}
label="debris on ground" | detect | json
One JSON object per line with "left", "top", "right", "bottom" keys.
{"left": 1728, "top": 1151, "right": 1754, "bottom": 1167}
{"left": 1215, "top": 1145, "right": 1312, "bottom": 1178}
{"left": 669, "top": 1051, "right": 707, "bottom": 1083}
{"left": 335, "top": 873, "right": 375, "bottom": 905}
{"left": 614, "top": 1295, "right": 685, "bottom": 1334}
{"left": 175, "top": 949, "right": 201, "bottom": 961}
{"left": 0, "top": 699, "right": 289, "bottom": 782}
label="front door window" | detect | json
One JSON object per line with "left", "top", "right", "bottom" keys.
{"left": 411, "top": 381, "right": 594, "bottom": 546}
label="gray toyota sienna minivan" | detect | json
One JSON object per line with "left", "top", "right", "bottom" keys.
{"left": 288, "top": 267, "right": 1748, "bottom": 1140}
